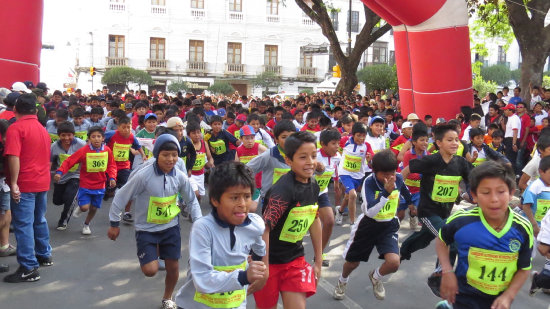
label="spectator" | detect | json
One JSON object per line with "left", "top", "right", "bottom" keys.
{"left": 44, "top": 90, "right": 67, "bottom": 110}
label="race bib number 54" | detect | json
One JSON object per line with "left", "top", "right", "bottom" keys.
{"left": 146, "top": 194, "right": 180, "bottom": 224}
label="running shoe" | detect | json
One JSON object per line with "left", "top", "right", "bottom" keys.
{"left": 322, "top": 253, "right": 330, "bottom": 267}
{"left": 4, "top": 267, "right": 40, "bottom": 283}
{"left": 0, "top": 244, "right": 16, "bottom": 257}
{"left": 335, "top": 206, "right": 343, "bottom": 225}
{"left": 529, "top": 271, "right": 541, "bottom": 296}
{"left": 369, "top": 270, "right": 385, "bottom": 300}
{"left": 56, "top": 222, "right": 67, "bottom": 231}
{"left": 37, "top": 256, "right": 53, "bottom": 267}
{"left": 427, "top": 271, "right": 442, "bottom": 297}
{"left": 161, "top": 299, "right": 177, "bottom": 309}
{"left": 82, "top": 225, "right": 92, "bottom": 235}
{"left": 435, "top": 300, "right": 452, "bottom": 309}
{"left": 333, "top": 279, "right": 347, "bottom": 300}
{"left": 122, "top": 212, "right": 134, "bottom": 223}
{"left": 72, "top": 206, "right": 82, "bottom": 218}
{"left": 158, "top": 258, "right": 166, "bottom": 271}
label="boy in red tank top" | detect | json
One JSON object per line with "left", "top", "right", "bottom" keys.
{"left": 187, "top": 121, "right": 214, "bottom": 202}
{"left": 235, "top": 125, "right": 267, "bottom": 212}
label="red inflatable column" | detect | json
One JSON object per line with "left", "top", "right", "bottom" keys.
{"left": 0, "top": 0, "right": 44, "bottom": 87}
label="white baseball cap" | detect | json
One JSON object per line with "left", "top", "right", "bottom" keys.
{"left": 11, "top": 82, "right": 31, "bottom": 93}
{"left": 402, "top": 121, "right": 413, "bottom": 129}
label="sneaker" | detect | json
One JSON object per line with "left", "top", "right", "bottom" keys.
{"left": 427, "top": 271, "right": 442, "bottom": 297}
{"left": 530, "top": 271, "right": 541, "bottom": 296}
{"left": 82, "top": 225, "right": 91, "bottom": 235}
{"left": 435, "top": 300, "right": 452, "bottom": 309}
{"left": 158, "top": 258, "right": 166, "bottom": 271}
{"left": 122, "top": 212, "right": 134, "bottom": 224}
{"left": 3, "top": 266, "right": 40, "bottom": 283}
{"left": 409, "top": 216, "right": 419, "bottom": 231}
{"left": 333, "top": 279, "right": 347, "bottom": 300}
{"left": 56, "top": 222, "right": 67, "bottom": 231}
{"left": 322, "top": 253, "right": 330, "bottom": 267}
{"left": 369, "top": 270, "right": 385, "bottom": 300}
{"left": 72, "top": 206, "right": 82, "bottom": 218}
{"left": 349, "top": 222, "right": 356, "bottom": 230}
{"left": 161, "top": 299, "right": 177, "bottom": 309}
{"left": 37, "top": 256, "right": 53, "bottom": 267}
{"left": 0, "top": 244, "right": 16, "bottom": 257}
{"left": 335, "top": 207, "right": 343, "bottom": 225}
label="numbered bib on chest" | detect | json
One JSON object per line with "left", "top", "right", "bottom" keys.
{"left": 272, "top": 168, "right": 290, "bottom": 184}
{"left": 86, "top": 152, "right": 108, "bottom": 172}
{"left": 193, "top": 153, "right": 207, "bottom": 171}
{"left": 194, "top": 261, "right": 247, "bottom": 308}
{"left": 404, "top": 178, "right": 420, "bottom": 188}
{"left": 466, "top": 247, "right": 518, "bottom": 295}
{"left": 239, "top": 155, "right": 256, "bottom": 164}
{"left": 535, "top": 199, "right": 550, "bottom": 222}
{"left": 343, "top": 154, "right": 361, "bottom": 172}
{"left": 59, "top": 153, "right": 79, "bottom": 172}
{"left": 113, "top": 143, "right": 131, "bottom": 161}
{"left": 210, "top": 139, "right": 227, "bottom": 155}
{"left": 49, "top": 133, "right": 59, "bottom": 144}
{"left": 75, "top": 131, "right": 88, "bottom": 141}
{"left": 315, "top": 171, "right": 333, "bottom": 191}
{"left": 146, "top": 194, "right": 180, "bottom": 224}
{"left": 279, "top": 204, "right": 318, "bottom": 243}
{"left": 431, "top": 175, "right": 461, "bottom": 203}
{"left": 233, "top": 130, "right": 241, "bottom": 140}
{"left": 373, "top": 190, "right": 399, "bottom": 221}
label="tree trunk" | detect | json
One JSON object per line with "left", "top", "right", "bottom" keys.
{"left": 335, "top": 63, "right": 359, "bottom": 94}
{"left": 519, "top": 47, "right": 546, "bottom": 103}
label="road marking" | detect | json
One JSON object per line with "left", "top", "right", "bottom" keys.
{"left": 317, "top": 278, "right": 364, "bottom": 309}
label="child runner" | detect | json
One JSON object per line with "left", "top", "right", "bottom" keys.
{"left": 88, "top": 107, "right": 105, "bottom": 129}
{"left": 334, "top": 150, "right": 413, "bottom": 301}
{"left": 108, "top": 134, "right": 202, "bottom": 309}
{"left": 46, "top": 109, "right": 69, "bottom": 144}
{"left": 235, "top": 125, "right": 267, "bottom": 212}
{"left": 136, "top": 113, "right": 158, "bottom": 139}
{"left": 300, "top": 111, "right": 321, "bottom": 133}
{"left": 253, "top": 131, "right": 322, "bottom": 309}
{"left": 529, "top": 182, "right": 550, "bottom": 295}
{"left": 187, "top": 121, "right": 214, "bottom": 201}
{"left": 208, "top": 115, "right": 241, "bottom": 166}
{"left": 50, "top": 121, "right": 86, "bottom": 230}
{"left": 391, "top": 121, "right": 413, "bottom": 156}
{"left": 71, "top": 107, "right": 90, "bottom": 141}
{"left": 248, "top": 113, "right": 275, "bottom": 148}
{"left": 54, "top": 126, "right": 117, "bottom": 235}
{"left": 438, "top": 161, "right": 533, "bottom": 308}
{"left": 467, "top": 128, "right": 510, "bottom": 167}
{"left": 175, "top": 162, "right": 267, "bottom": 308}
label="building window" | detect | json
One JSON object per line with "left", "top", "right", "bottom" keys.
{"left": 300, "top": 49, "right": 312, "bottom": 67}
{"left": 498, "top": 46, "right": 506, "bottom": 64}
{"left": 348, "top": 10, "right": 359, "bottom": 33}
{"left": 266, "top": 0, "right": 278, "bottom": 15}
{"left": 189, "top": 40, "right": 204, "bottom": 62}
{"left": 330, "top": 11, "right": 338, "bottom": 31}
{"left": 151, "top": 0, "right": 165, "bottom": 5}
{"left": 108, "top": 35, "right": 125, "bottom": 58}
{"left": 264, "top": 45, "right": 278, "bottom": 66}
{"left": 372, "top": 42, "right": 387, "bottom": 64}
{"left": 229, "top": 0, "right": 242, "bottom": 12}
{"left": 191, "top": 0, "right": 204, "bottom": 9}
{"left": 150, "top": 38, "right": 165, "bottom": 60}
{"left": 227, "top": 42, "right": 242, "bottom": 64}
{"left": 389, "top": 50, "right": 395, "bottom": 65}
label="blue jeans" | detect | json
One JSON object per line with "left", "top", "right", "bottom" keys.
{"left": 11, "top": 191, "right": 52, "bottom": 270}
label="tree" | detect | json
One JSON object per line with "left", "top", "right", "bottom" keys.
{"left": 251, "top": 71, "right": 282, "bottom": 96}
{"left": 101, "top": 67, "right": 154, "bottom": 91}
{"left": 480, "top": 64, "right": 512, "bottom": 86}
{"left": 357, "top": 64, "right": 397, "bottom": 92}
{"left": 167, "top": 80, "right": 188, "bottom": 94}
{"left": 207, "top": 81, "right": 235, "bottom": 95}
{"left": 295, "top": 0, "right": 391, "bottom": 94}
{"left": 468, "top": 0, "right": 550, "bottom": 102}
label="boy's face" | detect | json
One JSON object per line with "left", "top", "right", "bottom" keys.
{"left": 402, "top": 127, "right": 412, "bottom": 138}
{"left": 212, "top": 185, "right": 252, "bottom": 225}
{"left": 189, "top": 130, "right": 202, "bottom": 143}
{"left": 370, "top": 122, "right": 384, "bottom": 136}
{"left": 73, "top": 116, "right": 84, "bottom": 126}
{"left": 426, "top": 118, "right": 432, "bottom": 126}
{"left": 241, "top": 135, "right": 255, "bottom": 148}
{"left": 137, "top": 107, "right": 147, "bottom": 116}
{"left": 412, "top": 136, "right": 429, "bottom": 152}
{"left": 492, "top": 136, "right": 502, "bottom": 147}
{"left": 56, "top": 117, "right": 66, "bottom": 125}
{"left": 353, "top": 132, "right": 366, "bottom": 145}
{"left": 90, "top": 100, "right": 99, "bottom": 107}
{"left": 275, "top": 130, "right": 293, "bottom": 149}
{"left": 59, "top": 133, "right": 74, "bottom": 147}
{"left": 359, "top": 117, "right": 369, "bottom": 126}
{"left": 334, "top": 111, "right": 342, "bottom": 120}
{"left": 204, "top": 102, "right": 211, "bottom": 110}
{"left": 540, "top": 146, "right": 550, "bottom": 158}
{"left": 145, "top": 119, "right": 158, "bottom": 131}
{"left": 90, "top": 113, "right": 101, "bottom": 122}
{"left": 306, "top": 118, "right": 318, "bottom": 129}
{"left": 540, "top": 167, "right": 550, "bottom": 186}
{"left": 295, "top": 112, "right": 303, "bottom": 122}
{"left": 436, "top": 130, "right": 459, "bottom": 155}
{"left": 410, "top": 119, "right": 419, "bottom": 125}
{"left": 375, "top": 170, "right": 395, "bottom": 185}
{"left": 275, "top": 111, "right": 283, "bottom": 121}
{"left": 118, "top": 123, "right": 132, "bottom": 138}
{"left": 226, "top": 118, "right": 235, "bottom": 125}
{"left": 322, "top": 140, "right": 339, "bottom": 157}
{"left": 285, "top": 142, "right": 317, "bottom": 183}
{"left": 249, "top": 120, "right": 260, "bottom": 133}
{"left": 544, "top": 119, "right": 549, "bottom": 127}
{"left": 155, "top": 111, "right": 164, "bottom": 122}
{"left": 157, "top": 149, "right": 179, "bottom": 173}
{"left": 471, "top": 177, "right": 513, "bottom": 222}
{"left": 470, "top": 120, "right": 480, "bottom": 128}
{"left": 89, "top": 131, "right": 104, "bottom": 148}
{"left": 385, "top": 115, "right": 393, "bottom": 123}
{"left": 342, "top": 122, "right": 353, "bottom": 133}
{"left": 172, "top": 125, "right": 184, "bottom": 140}
{"left": 211, "top": 121, "right": 222, "bottom": 133}
{"left": 471, "top": 135, "right": 484, "bottom": 148}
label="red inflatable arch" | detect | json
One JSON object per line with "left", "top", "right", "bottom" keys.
{"left": 361, "top": 0, "right": 473, "bottom": 121}
{"left": 0, "top": 0, "right": 44, "bottom": 88}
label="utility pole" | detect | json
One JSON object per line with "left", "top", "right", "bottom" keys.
{"left": 89, "top": 32, "right": 94, "bottom": 91}
{"left": 348, "top": 0, "right": 352, "bottom": 56}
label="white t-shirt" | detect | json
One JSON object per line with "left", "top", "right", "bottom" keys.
{"left": 462, "top": 125, "right": 472, "bottom": 143}
{"left": 534, "top": 111, "right": 548, "bottom": 126}
{"left": 316, "top": 149, "right": 341, "bottom": 195}
{"left": 505, "top": 114, "right": 521, "bottom": 138}
{"left": 522, "top": 155, "right": 541, "bottom": 186}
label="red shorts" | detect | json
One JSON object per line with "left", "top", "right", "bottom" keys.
{"left": 253, "top": 256, "right": 316, "bottom": 308}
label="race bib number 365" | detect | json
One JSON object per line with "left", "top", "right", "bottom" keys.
{"left": 466, "top": 247, "right": 517, "bottom": 295}
{"left": 431, "top": 175, "right": 461, "bottom": 203}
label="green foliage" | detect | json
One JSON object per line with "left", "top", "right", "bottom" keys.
{"left": 544, "top": 76, "right": 550, "bottom": 89}
{"left": 473, "top": 75, "right": 498, "bottom": 95}
{"left": 510, "top": 69, "right": 521, "bottom": 84}
{"left": 469, "top": 1, "right": 515, "bottom": 50}
{"left": 300, "top": 88, "right": 314, "bottom": 95}
{"left": 167, "top": 80, "right": 188, "bottom": 94}
{"left": 357, "top": 64, "right": 397, "bottom": 92}
{"left": 207, "top": 81, "right": 235, "bottom": 95}
{"left": 480, "top": 64, "right": 511, "bottom": 86}
{"left": 101, "top": 67, "right": 154, "bottom": 90}
{"left": 251, "top": 71, "right": 282, "bottom": 95}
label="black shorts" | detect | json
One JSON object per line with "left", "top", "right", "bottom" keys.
{"left": 116, "top": 168, "right": 131, "bottom": 188}
{"left": 454, "top": 292, "right": 495, "bottom": 309}
{"left": 135, "top": 225, "right": 181, "bottom": 266}
{"left": 318, "top": 192, "right": 331, "bottom": 208}
{"left": 343, "top": 215, "right": 399, "bottom": 262}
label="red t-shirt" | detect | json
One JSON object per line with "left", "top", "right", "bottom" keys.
{"left": 402, "top": 150, "right": 426, "bottom": 194}
{"left": 237, "top": 143, "right": 261, "bottom": 188}
{"left": 0, "top": 110, "right": 15, "bottom": 121}
{"left": 106, "top": 131, "right": 140, "bottom": 170}
{"left": 390, "top": 135, "right": 409, "bottom": 156}
{"left": 519, "top": 113, "right": 531, "bottom": 142}
{"left": 57, "top": 145, "right": 117, "bottom": 190}
{"left": 226, "top": 123, "right": 242, "bottom": 151}
{"left": 266, "top": 119, "right": 277, "bottom": 130}
{"left": 300, "top": 124, "right": 321, "bottom": 132}
{"left": 4, "top": 115, "right": 51, "bottom": 192}
{"left": 192, "top": 140, "right": 206, "bottom": 176}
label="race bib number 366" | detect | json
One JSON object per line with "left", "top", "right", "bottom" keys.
{"left": 431, "top": 175, "right": 461, "bottom": 203}
{"left": 466, "top": 247, "right": 517, "bottom": 295}
{"left": 86, "top": 152, "right": 108, "bottom": 172}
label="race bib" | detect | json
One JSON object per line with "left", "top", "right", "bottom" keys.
{"left": 239, "top": 155, "right": 256, "bottom": 164}
{"left": 113, "top": 143, "right": 131, "bottom": 162}
{"left": 456, "top": 142, "right": 464, "bottom": 157}
{"left": 473, "top": 158, "right": 487, "bottom": 167}
{"left": 75, "top": 131, "right": 88, "bottom": 141}
{"left": 86, "top": 152, "right": 108, "bottom": 172}
{"left": 272, "top": 168, "right": 290, "bottom": 184}
{"left": 279, "top": 204, "right": 318, "bottom": 243}
{"left": 59, "top": 153, "right": 79, "bottom": 173}
{"left": 233, "top": 130, "right": 241, "bottom": 140}
{"left": 210, "top": 139, "right": 227, "bottom": 155}
{"left": 404, "top": 178, "right": 420, "bottom": 188}
{"left": 315, "top": 171, "right": 333, "bottom": 192}
{"left": 49, "top": 133, "right": 59, "bottom": 144}
{"left": 535, "top": 199, "right": 550, "bottom": 222}
{"left": 373, "top": 190, "right": 399, "bottom": 221}
{"left": 392, "top": 143, "right": 404, "bottom": 152}
{"left": 193, "top": 153, "right": 206, "bottom": 171}
{"left": 466, "top": 247, "right": 517, "bottom": 295}
{"left": 146, "top": 194, "right": 180, "bottom": 224}
{"left": 343, "top": 154, "right": 361, "bottom": 172}
{"left": 194, "top": 261, "right": 246, "bottom": 308}
{"left": 431, "top": 175, "right": 461, "bottom": 203}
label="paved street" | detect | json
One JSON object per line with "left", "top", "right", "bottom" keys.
{"left": 1, "top": 185, "right": 549, "bottom": 309}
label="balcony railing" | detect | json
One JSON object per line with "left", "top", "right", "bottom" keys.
{"left": 191, "top": 8, "right": 205, "bottom": 20}
{"left": 266, "top": 15, "right": 280, "bottom": 23}
{"left": 151, "top": 5, "right": 167, "bottom": 14}
{"left": 228, "top": 12, "right": 244, "bottom": 21}
{"left": 297, "top": 66, "right": 317, "bottom": 78}
{"left": 302, "top": 17, "right": 315, "bottom": 26}
{"left": 225, "top": 63, "right": 245, "bottom": 74}
{"left": 106, "top": 57, "right": 128, "bottom": 67}
{"left": 187, "top": 61, "right": 207, "bottom": 73}
{"left": 263, "top": 65, "right": 281, "bottom": 75}
{"left": 148, "top": 59, "right": 168, "bottom": 70}
{"left": 109, "top": 3, "right": 126, "bottom": 12}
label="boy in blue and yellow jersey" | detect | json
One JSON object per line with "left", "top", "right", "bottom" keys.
{"left": 438, "top": 161, "right": 533, "bottom": 308}
{"left": 208, "top": 115, "right": 241, "bottom": 166}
